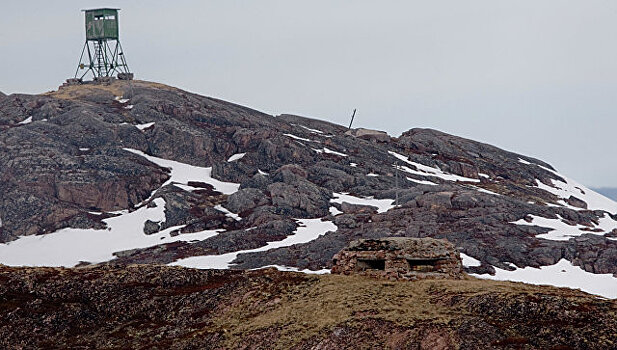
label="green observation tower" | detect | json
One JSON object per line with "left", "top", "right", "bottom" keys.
{"left": 74, "top": 8, "right": 133, "bottom": 81}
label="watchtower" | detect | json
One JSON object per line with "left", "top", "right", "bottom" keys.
{"left": 74, "top": 8, "right": 133, "bottom": 81}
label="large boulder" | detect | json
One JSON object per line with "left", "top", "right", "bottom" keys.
{"left": 267, "top": 180, "right": 331, "bottom": 218}
{"left": 226, "top": 188, "right": 270, "bottom": 214}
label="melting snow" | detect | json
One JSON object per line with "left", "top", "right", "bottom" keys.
{"left": 406, "top": 177, "right": 438, "bottom": 186}
{"left": 173, "top": 183, "right": 201, "bottom": 192}
{"left": 284, "top": 133, "right": 312, "bottom": 142}
{"left": 124, "top": 148, "right": 240, "bottom": 195}
{"left": 512, "top": 214, "right": 616, "bottom": 241}
{"left": 257, "top": 169, "right": 269, "bottom": 176}
{"left": 473, "top": 259, "right": 617, "bottom": 299}
{"left": 170, "top": 218, "right": 338, "bottom": 269}
{"left": 329, "top": 206, "right": 343, "bottom": 216}
{"left": 367, "top": 173, "right": 379, "bottom": 177}
{"left": 349, "top": 162, "right": 358, "bottom": 167}
{"left": 0, "top": 199, "right": 224, "bottom": 267}
{"left": 79, "top": 147, "right": 90, "bottom": 151}
{"left": 470, "top": 185, "right": 501, "bottom": 196}
{"left": 522, "top": 162, "right": 617, "bottom": 213}
{"left": 460, "top": 253, "right": 481, "bottom": 267}
{"left": 331, "top": 193, "right": 395, "bottom": 213}
{"left": 389, "top": 151, "right": 480, "bottom": 183}
{"left": 534, "top": 176, "right": 617, "bottom": 213}
{"left": 17, "top": 116, "right": 32, "bottom": 125}
{"left": 258, "top": 265, "right": 331, "bottom": 274}
{"left": 124, "top": 105, "right": 134, "bottom": 110}
{"left": 214, "top": 204, "right": 241, "bottom": 221}
{"left": 295, "top": 124, "right": 324, "bottom": 134}
{"left": 115, "top": 97, "right": 130, "bottom": 104}
{"left": 227, "top": 153, "right": 246, "bottom": 162}
{"left": 314, "top": 147, "right": 348, "bottom": 157}
{"left": 135, "top": 122, "right": 154, "bottom": 130}
{"left": 518, "top": 158, "right": 532, "bottom": 165}
{"left": 595, "top": 213, "right": 617, "bottom": 236}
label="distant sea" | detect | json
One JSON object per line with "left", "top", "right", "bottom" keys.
{"left": 592, "top": 188, "right": 617, "bottom": 201}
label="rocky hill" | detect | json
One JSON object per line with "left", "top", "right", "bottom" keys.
{"left": 1, "top": 264, "right": 616, "bottom": 349}
{"left": 1, "top": 80, "right": 616, "bottom": 297}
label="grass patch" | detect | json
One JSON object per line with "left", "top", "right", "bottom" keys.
{"left": 208, "top": 274, "right": 542, "bottom": 349}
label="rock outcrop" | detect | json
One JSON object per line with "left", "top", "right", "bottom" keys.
{"left": 1, "top": 79, "right": 616, "bottom": 282}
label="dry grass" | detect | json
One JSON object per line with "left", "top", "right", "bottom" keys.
{"left": 208, "top": 273, "right": 590, "bottom": 349}
{"left": 43, "top": 79, "right": 179, "bottom": 100}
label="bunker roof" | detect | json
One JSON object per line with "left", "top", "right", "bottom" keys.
{"left": 346, "top": 237, "right": 454, "bottom": 255}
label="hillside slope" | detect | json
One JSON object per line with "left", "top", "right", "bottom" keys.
{"left": 1, "top": 80, "right": 616, "bottom": 297}
{"left": 1, "top": 264, "right": 616, "bottom": 349}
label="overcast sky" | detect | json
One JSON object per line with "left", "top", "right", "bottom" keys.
{"left": 1, "top": 1, "right": 616, "bottom": 187}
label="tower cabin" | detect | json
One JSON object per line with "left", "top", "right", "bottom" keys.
{"left": 85, "top": 8, "right": 119, "bottom": 40}
{"left": 331, "top": 237, "right": 464, "bottom": 281}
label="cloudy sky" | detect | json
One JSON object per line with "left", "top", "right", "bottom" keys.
{"left": 1, "top": 1, "right": 616, "bottom": 187}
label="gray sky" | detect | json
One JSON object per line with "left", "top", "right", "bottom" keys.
{"left": 1, "top": 1, "right": 616, "bottom": 187}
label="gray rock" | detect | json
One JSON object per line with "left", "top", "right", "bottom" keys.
{"left": 226, "top": 188, "right": 270, "bottom": 214}
{"left": 267, "top": 180, "right": 331, "bottom": 218}
{"left": 143, "top": 220, "right": 161, "bottom": 235}
{"left": 340, "top": 202, "right": 377, "bottom": 214}
{"left": 567, "top": 195, "right": 588, "bottom": 209}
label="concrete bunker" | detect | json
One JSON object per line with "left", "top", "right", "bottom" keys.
{"left": 332, "top": 237, "right": 463, "bottom": 281}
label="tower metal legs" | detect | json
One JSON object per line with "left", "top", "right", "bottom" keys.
{"left": 74, "top": 40, "right": 131, "bottom": 80}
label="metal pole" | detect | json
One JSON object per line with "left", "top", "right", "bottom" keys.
{"left": 395, "top": 161, "right": 400, "bottom": 206}
{"left": 85, "top": 41, "right": 95, "bottom": 78}
{"left": 74, "top": 42, "right": 88, "bottom": 78}
{"left": 348, "top": 109, "right": 356, "bottom": 129}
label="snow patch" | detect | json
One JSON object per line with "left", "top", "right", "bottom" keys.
{"left": 258, "top": 265, "right": 331, "bottom": 274}
{"left": 533, "top": 173, "right": 617, "bottom": 213}
{"left": 460, "top": 253, "right": 481, "bottom": 267}
{"left": 406, "top": 177, "right": 438, "bottom": 186}
{"left": 329, "top": 206, "right": 342, "bottom": 216}
{"left": 0, "top": 199, "right": 225, "bottom": 267}
{"left": 314, "top": 147, "right": 348, "bottom": 157}
{"left": 170, "top": 218, "right": 338, "bottom": 269}
{"left": 511, "top": 214, "right": 603, "bottom": 241}
{"left": 79, "top": 147, "right": 90, "bottom": 151}
{"left": 331, "top": 193, "right": 394, "bottom": 214}
{"left": 115, "top": 97, "right": 130, "bottom": 104}
{"left": 389, "top": 151, "right": 480, "bottom": 183}
{"left": 470, "top": 185, "right": 501, "bottom": 196}
{"left": 518, "top": 158, "right": 532, "bottom": 165}
{"left": 124, "top": 148, "right": 240, "bottom": 195}
{"left": 349, "top": 162, "right": 358, "bottom": 167}
{"left": 473, "top": 259, "right": 617, "bottom": 299}
{"left": 227, "top": 153, "right": 246, "bottom": 162}
{"left": 214, "top": 204, "right": 241, "bottom": 221}
{"left": 283, "top": 133, "right": 312, "bottom": 142}
{"left": 124, "top": 104, "right": 134, "bottom": 110}
{"left": 173, "top": 183, "right": 201, "bottom": 192}
{"left": 17, "top": 116, "right": 32, "bottom": 125}
{"left": 295, "top": 124, "right": 324, "bottom": 134}
{"left": 367, "top": 173, "right": 379, "bottom": 177}
{"left": 135, "top": 122, "right": 154, "bottom": 130}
